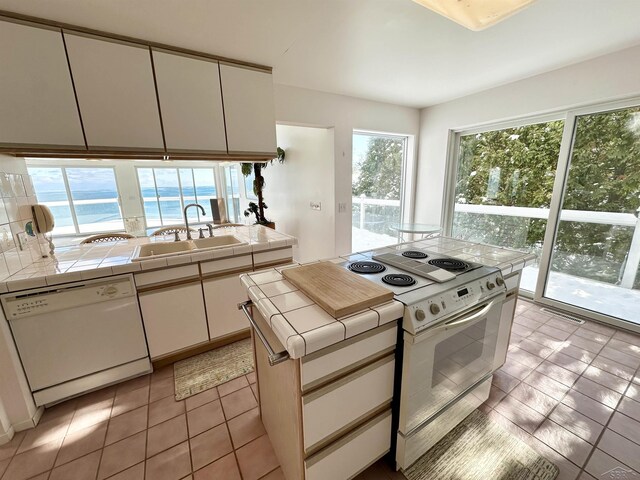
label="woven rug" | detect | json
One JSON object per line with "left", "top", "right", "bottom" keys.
{"left": 174, "top": 338, "right": 254, "bottom": 401}
{"left": 404, "top": 410, "right": 558, "bottom": 480}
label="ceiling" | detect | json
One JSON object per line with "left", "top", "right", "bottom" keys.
{"left": 2, "top": 0, "right": 640, "bottom": 108}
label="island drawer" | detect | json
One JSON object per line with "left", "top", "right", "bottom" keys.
{"left": 305, "top": 409, "right": 391, "bottom": 480}
{"left": 302, "top": 354, "right": 394, "bottom": 454}
{"left": 300, "top": 322, "right": 396, "bottom": 391}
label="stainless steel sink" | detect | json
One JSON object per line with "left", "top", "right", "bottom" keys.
{"left": 191, "top": 235, "right": 244, "bottom": 250}
{"left": 131, "top": 235, "right": 246, "bottom": 261}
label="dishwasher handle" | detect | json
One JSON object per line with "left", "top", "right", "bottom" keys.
{"left": 238, "top": 300, "right": 290, "bottom": 366}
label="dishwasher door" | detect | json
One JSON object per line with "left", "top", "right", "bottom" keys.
{"left": 2, "top": 275, "right": 149, "bottom": 395}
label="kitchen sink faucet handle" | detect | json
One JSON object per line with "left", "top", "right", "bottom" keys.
{"left": 198, "top": 228, "right": 205, "bottom": 239}
{"left": 206, "top": 224, "right": 214, "bottom": 237}
{"left": 174, "top": 231, "right": 180, "bottom": 242}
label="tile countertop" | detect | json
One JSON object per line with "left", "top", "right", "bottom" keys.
{"left": 240, "top": 236, "right": 536, "bottom": 359}
{"left": 0, "top": 225, "right": 297, "bottom": 293}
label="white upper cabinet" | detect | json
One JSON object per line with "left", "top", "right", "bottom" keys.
{"left": 220, "top": 64, "right": 277, "bottom": 155}
{"left": 0, "top": 20, "right": 85, "bottom": 148}
{"left": 64, "top": 33, "right": 164, "bottom": 150}
{"left": 152, "top": 50, "right": 227, "bottom": 153}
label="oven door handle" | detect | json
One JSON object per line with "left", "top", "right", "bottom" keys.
{"left": 427, "top": 298, "right": 501, "bottom": 335}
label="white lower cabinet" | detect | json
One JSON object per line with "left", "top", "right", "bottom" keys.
{"left": 138, "top": 282, "right": 209, "bottom": 359}
{"left": 305, "top": 410, "right": 392, "bottom": 480}
{"left": 202, "top": 273, "right": 250, "bottom": 339}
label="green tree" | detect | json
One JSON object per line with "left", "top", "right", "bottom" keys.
{"left": 353, "top": 137, "right": 404, "bottom": 200}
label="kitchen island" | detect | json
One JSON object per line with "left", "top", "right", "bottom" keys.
{"left": 240, "top": 236, "right": 536, "bottom": 480}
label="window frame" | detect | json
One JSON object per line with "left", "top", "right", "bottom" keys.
{"left": 351, "top": 129, "right": 414, "bottom": 249}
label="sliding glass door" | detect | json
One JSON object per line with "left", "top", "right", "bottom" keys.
{"left": 449, "top": 100, "right": 640, "bottom": 329}
{"left": 538, "top": 104, "right": 640, "bottom": 326}
{"left": 451, "top": 120, "right": 564, "bottom": 293}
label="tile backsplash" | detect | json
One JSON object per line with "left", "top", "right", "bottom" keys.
{"left": 0, "top": 171, "right": 45, "bottom": 281}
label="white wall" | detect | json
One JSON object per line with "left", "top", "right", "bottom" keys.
{"left": 274, "top": 84, "right": 420, "bottom": 256}
{"left": 0, "top": 155, "right": 41, "bottom": 440}
{"left": 269, "top": 125, "right": 335, "bottom": 263}
{"left": 415, "top": 43, "right": 640, "bottom": 226}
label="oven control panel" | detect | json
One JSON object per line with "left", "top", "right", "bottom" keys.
{"left": 403, "top": 270, "right": 506, "bottom": 335}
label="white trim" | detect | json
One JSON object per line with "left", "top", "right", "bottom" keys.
{"left": 12, "top": 405, "right": 44, "bottom": 433}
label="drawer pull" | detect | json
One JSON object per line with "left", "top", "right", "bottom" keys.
{"left": 238, "top": 300, "right": 290, "bottom": 366}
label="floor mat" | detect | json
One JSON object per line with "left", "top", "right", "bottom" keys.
{"left": 404, "top": 410, "right": 558, "bottom": 480}
{"left": 174, "top": 338, "right": 254, "bottom": 400}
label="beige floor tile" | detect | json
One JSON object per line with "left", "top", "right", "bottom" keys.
{"left": 236, "top": 434, "right": 280, "bottom": 480}
{"left": 227, "top": 408, "right": 266, "bottom": 449}
{"left": 97, "top": 431, "right": 146, "bottom": 479}
{"left": 184, "top": 388, "right": 219, "bottom": 412}
{"left": 149, "top": 395, "right": 186, "bottom": 427}
{"left": 189, "top": 423, "right": 233, "bottom": 470}
{"left": 106, "top": 405, "right": 148, "bottom": 445}
{"left": 49, "top": 450, "right": 101, "bottom": 480}
{"left": 149, "top": 377, "right": 175, "bottom": 403}
{"left": 67, "top": 398, "right": 113, "bottom": 434}
{"left": 108, "top": 462, "right": 145, "bottom": 480}
{"left": 145, "top": 441, "right": 191, "bottom": 480}
{"left": 221, "top": 386, "right": 258, "bottom": 420}
{"left": 187, "top": 400, "right": 225, "bottom": 437}
{"left": 146, "top": 414, "right": 188, "bottom": 458}
{"left": 533, "top": 419, "right": 592, "bottom": 466}
{"left": 193, "top": 452, "right": 241, "bottom": 480}
{"left": 217, "top": 376, "right": 250, "bottom": 397}
{"left": 112, "top": 386, "right": 150, "bottom": 418}
{"left": 55, "top": 420, "right": 107, "bottom": 467}
{"left": 1, "top": 436, "right": 62, "bottom": 480}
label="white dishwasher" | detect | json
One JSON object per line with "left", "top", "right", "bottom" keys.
{"left": 1, "top": 274, "right": 151, "bottom": 406}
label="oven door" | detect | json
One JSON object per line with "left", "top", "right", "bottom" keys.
{"left": 398, "top": 293, "right": 505, "bottom": 434}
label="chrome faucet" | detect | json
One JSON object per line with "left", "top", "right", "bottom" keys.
{"left": 183, "top": 203, "right": 206, "bottom": 240}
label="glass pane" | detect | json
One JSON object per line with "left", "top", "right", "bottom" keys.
{"left": 546, "top": 106, "right": 640, "bottom": 323}
{"left": 137, "top": 168, "right": 161, "bottom": 228}
{"left": 179, "top": 168, "right": 199, "bottom": 223}
{"left": 452, "top": 120, "right": 564, "bottom": 292}
{"left": 225, "top": 165, "right": 241, "bottom": 223}
{"left": 352, "top": 133, "right": 406, "bottom": 251}
{"left": 193, "top": 169, "right": 217, "bottom": 223}
{"left": 66, "top": 168, "right": 124, "bottom": 233}
{"left": 28, "top": 167, "right": 75, "bottom": 235}
{"left": 154, "top": 169, "right": 183, "bottom": 225}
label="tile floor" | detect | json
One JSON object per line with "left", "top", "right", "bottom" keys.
{"left": 1, "top": 299, "right": 639, "bottom": 480}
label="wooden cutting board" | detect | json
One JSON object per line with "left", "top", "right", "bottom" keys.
{"left": 281, "top": 261, "right": 394, "bottom": 318}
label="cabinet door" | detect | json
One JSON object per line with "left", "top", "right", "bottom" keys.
{"left": 202, "top": 274, "right": 250, "bottom": 339}
{"left": 219, "top": 64, "right": 276, "bottom": 154}
{"left": 138, "top": 282, "right": 209, "bottom": 359}
{"left": 64, "top": 33, "right": 164, "bottom": 150}
{"left": 152, "top": 50, "right": 227, "bottom": 153}
{"left": 0, "top": 20, "right": 85, "bottom": 148}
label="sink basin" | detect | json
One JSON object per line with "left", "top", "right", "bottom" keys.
{"left": 132, "top": 241, "right": 194, "bottom": 261}
{"left": 131, "top": 235, "right": 247, "bottom": 261}
{"left": 192, "top": 235, "right": 245, "bottom": 250}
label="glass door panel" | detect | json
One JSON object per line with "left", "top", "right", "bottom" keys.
{"left": 352, "top": 132, "right": 407, "bottom": 251}
{"left": 452, "top": 121, "right": 564, "bottom": 293}
{"left": 545, "top": 106, "right": 640, "bottom": 323}
{"left": 154, "top": 169, "right": 182, "bottom": 225}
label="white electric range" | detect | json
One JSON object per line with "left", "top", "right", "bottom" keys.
{"left": 341, "top": 244, "right": 508, "bottom": 471}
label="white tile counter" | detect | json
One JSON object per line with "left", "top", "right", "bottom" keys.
{"left": 241, "top": 236, "right": 536, "bottom": 359}
{"left": 0, "top": 225, "right": 297, "bottom": 293}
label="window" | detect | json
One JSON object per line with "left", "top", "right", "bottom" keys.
{"left": 28, "top": 167, "right": 124, "bottom": 235}
{"left": 352, "top": 132, "right": 408, "bottom": 251}
{"left": 136, "top": 167, "right": 219, "bottom": 229}
{"left": 451, "top": 120, "right": 564, "bottom": 292}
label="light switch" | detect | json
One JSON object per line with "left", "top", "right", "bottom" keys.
{"left": 310, "top": 201, "right": 321, "bottom": 211}
{"left": 338, "top": 202, "right": 347, "bottom": 213}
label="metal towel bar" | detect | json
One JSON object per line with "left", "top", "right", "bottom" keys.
{"left": 238, "top": 300, "right": 290, "bottom": 366}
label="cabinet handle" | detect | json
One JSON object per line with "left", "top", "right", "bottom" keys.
{"left": 238, "top": 300, "right": 290, "bottom": 366}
